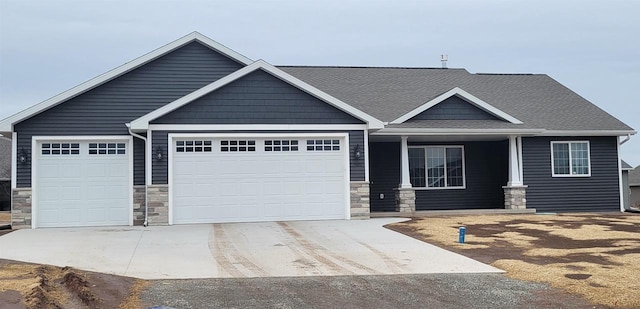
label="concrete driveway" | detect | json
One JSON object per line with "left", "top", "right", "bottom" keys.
{"left": 0, "top": 218, "right": 500, "bottom": 279}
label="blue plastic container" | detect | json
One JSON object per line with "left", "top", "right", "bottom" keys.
{"left": 459, "top": 227, "right": 466, "bottom": 243}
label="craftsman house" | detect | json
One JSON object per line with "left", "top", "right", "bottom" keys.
{"left": 0, "top": 32, "right": 635, "bottom": 229}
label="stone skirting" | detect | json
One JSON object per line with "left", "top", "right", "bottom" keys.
{"left": 11, "top": 188, "right": 32, "bottom": 229}
{"left": 395, "top": 188, "right": 416, "bottom": 214}
{"left": 133, "top": 185, "right": 146, "bottom": 226}
{"left": 503, "top": 185, "right": 528, "bottom": 209}
{"left": 147, "top": 185, "right": 169, "bottom": 225}
{"left": 350, "top": 181, "right": 370, "bottom": 219}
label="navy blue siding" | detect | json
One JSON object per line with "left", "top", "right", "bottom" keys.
{"left": 522, "top": 136, "right": 620, "bottom": 212}
{"left": 369, "top": 142, "right": 401, "bottom": 212}
{"left": 414, "top": 141, "right": 508, "bottom": 210}
{"left": 151, "top": 130, "right": 365, "bottom": 185}
{"left": 153, "top": 70, "right": 363, "bottom": 125}
{"left": 15, "top": 42, "right": 243, "bottom": 187}
{"left": 133, "top": 137, "right": 146, "bottom": 185}
{"left": 410, "top": 95, "right": 500, "bottom": 121}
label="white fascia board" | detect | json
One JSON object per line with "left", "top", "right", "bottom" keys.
{"left": 372, "top": 128, "right": 544, "bottom": 136}
{"left": 131, "top": 60, "right": 384, "bottom": 130}
{"left": 0, "top": 32, "right": 253, "bottom": 132}
{"left": 148, "top": 124, "right": 367, "bottom": 131}
{"left": 390, "top": 87, "right": 523, "bottom": 124}
{"left": 539, "top": 130, "right": 637, "bottom": 136}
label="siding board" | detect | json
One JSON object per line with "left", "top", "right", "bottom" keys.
{"left": 15, "top": 42, "right": 244, "bottom": 187}
{"left": 522, "top": 136, "right": 620, "bottom": 212}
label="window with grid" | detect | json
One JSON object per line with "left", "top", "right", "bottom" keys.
{"left": 42, "top": 143, "right": 80, "bottom": 155}
{"left": 88, "top": 143, "right": 126, "bottom": 155}
{"left": 408, "top": 146, "right": 465, "bottom": 188}
{"left": 551, "top": 141, "right": 590, "bottom": 176}
{"left": 221, "top": 140, "right": 256, "bottom": 152}
{"left": 176, "top": 140, "right": 212, "bottom": 153}
{"left": 306, "top": 139, "right": 340, "bottom": 151}
{"left": 265, "top": 140, "right": 299, "bottom": 152}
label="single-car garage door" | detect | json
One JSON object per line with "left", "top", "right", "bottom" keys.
{"left": 171, "top": 135, "right": 348, "bottom": 224}
{"left": 35, "top": 139, "right": 131, "bottom": 228}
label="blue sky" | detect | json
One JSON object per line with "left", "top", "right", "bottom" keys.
{"left": 1, "top": 0, "right": 638, "bottom": 166}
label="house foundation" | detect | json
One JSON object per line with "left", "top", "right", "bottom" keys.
{"left": 503, "top": 185, "right": 527, "bottom": 209}
{"left": 395, "top": 188, "right": 415, "bottom": 214}
{"left": 350, "top": 181, "right": 370, "bottom": 219}
{"left": 147, "top": 185, "right": 169, "bottom": 225}
{"left": 11, "top": 188, "right": 32, "bottom": 229}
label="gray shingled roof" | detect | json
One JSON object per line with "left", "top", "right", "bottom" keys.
{"left": 279, "top": 66, "right": 633, "bottom": 131}
{"left": 622, "top": 160, "right": 633, "bottom": 170}
{"left": 630, "top": 165, "right": 640, "bottom": 186}
{"left": 0, "top": 138, "right": 10, "bottom": 180}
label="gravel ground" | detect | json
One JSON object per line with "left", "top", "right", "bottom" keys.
{"left": 141, "top": 273, "right": 602, "bottom": 309}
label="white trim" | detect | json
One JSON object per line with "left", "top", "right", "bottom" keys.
{"left": 31, "top": 135, "right": 134, "bottom": 228}
{"left": 400, "top": 136, "right": 411, "bottom": 189}
{"left": 130, "top": 60, "right": 384, "bottom": 130}
{"left": 517, "top": 136, "right": 524, "bottom": 182}
{"left": 390, "top": 87, "right": 523, "bottom": 124}
{"left": 147, "top": 124, "right": 368, "bottom": 131}
{"left": 363, "top": 130, "right": 369, "bottom": 182}
{"left": 617, "top": 136, "right": 624, "bottom": 212}
{"left": 11, "top": 132, "right": 16, "bottom": 189}
{"left": 507, "top": 135, "right": 523, "bottom": 186}
{"left": 0, "top": 32, "right": 253, "bottom": 132}
{"left": 167, "top": 132, "right": 351, "bottom": 225}
{"left": 407, "top": 145, "right": 467, "bottom": 190}
{"left": 373, "top": 128, "right": 544, "bottom": 135}
{"left": 540, "top": 130, "right": 637, "bottom": 136}
{"left": 147, "top": 130, "right": 153, "bottom": 186}
{"left": 550, "top": 140, "right": 591, "bottom": 177}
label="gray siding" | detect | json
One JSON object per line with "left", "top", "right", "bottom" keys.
{"left": 151, "top": 130, "right": 365, "bottom": 185}
{"left": 522, "top": 136, "right": 620, "bottom": 212}
{"left": 410, "top": 95, "right": 500, "bottom": 121}
{"left": 622, "top": 171, "right": 630, "bottom": 210}
{"left": 369, "top": 142, "right": 401, "bottom": 212}
{"left": 414, "top": 141, "right": 508, "bottom": 210}
{"left": 368, "top": 141, "right": 508, "bottom": 211}
{"left": 15, "top": 42, "right": 243, "bottom": 187}
{"left": 153, "top": 70, "right": 363, "bottom": 125}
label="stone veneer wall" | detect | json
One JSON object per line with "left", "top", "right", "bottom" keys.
{"left": 395, "top": 188, "right": 415, "bottom": 214}
{"left": 350, "top": 181, "right": 370, "bottom": 219}
{"left": 147, "top": 185, "right": 169, "bottom": 225}
{"left": 503, "top": 186, "right": 527, "bottom": 209}
{"left": 11, "top": 188, "right": 32, "bottom": 229}
{"left": 133, "top": 185, "right": 146, "bottom": 226}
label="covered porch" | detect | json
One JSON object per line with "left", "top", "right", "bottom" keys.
{"left": 368, "top": 131, "right": 534, "bottom": 214}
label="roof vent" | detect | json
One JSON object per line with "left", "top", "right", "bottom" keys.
{"left": 441, "top": 54, "right": 448, "bottom": 69}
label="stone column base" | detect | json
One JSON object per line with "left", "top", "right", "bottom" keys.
{"left": 395, "top": 188, "right": 416, "bottom": 214}
{"left": 350, "top": 182, "right": 370, "bottom": 219}
{"left": 503, "top": 185, "right": 528, "bottom": 209}
{"left": 147, "top": 185, "right": 169, "bottom": 225}
{"left": 11, "top": 188, "right": 32, "bottom": 229}
{"left": 133, "top": 185, "right": 146, "bottom": 226}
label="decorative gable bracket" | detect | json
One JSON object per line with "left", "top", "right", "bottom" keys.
{"left": 389, "top": 87, "right": 523, "bottom": 124}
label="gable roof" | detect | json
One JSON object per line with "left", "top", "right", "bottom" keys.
{"left": 279, "top": 66, "right": 635, "bottom": 134}
{"left": 0, "top": 32, "right": 253, "bottom": 132}
{"left": 390, "top": 87, "right": 522, "bottom": 124}
{"left": 130, "top": 60, "right": 384, "bottom": 130}
{"left": 621, "top": 160, "right": 633, "bottom": 170}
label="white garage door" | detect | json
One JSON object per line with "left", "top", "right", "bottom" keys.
{"left": 171, "top": 136, "right": 348, "bottom": 224}
{"left": 35, "top": 140, "right": 130, "bottom": 228}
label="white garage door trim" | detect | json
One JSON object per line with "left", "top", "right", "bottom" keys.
{"left": 31, "top": 135, "right": 134, "bottom": 229}
{"left": 168, "top": 133, "right": 351, "bottom": 225}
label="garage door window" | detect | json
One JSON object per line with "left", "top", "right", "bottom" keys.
{"left": 41, "top": 143, "right": 80, "bottom": 155}
{"left": 306, "top": 139, "right": 340, "bottom": 151}
{"left": 265, "top": 140, "right": 299, "bottom": 152}
{"left": 176, "top": 140, "right": 212, "bottom": 153}
{"left": 89, "top": 143, "right": 126, "bottom": 155}
{"left": 221, "top": 140, "right": 256, "bottom": 152}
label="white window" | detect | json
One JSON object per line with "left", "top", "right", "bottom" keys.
{"left": 88, "top": 143, "right": 126, "bottom": 155}
{"left": 176, "top": 140, "right": 212, "bottom": 153}
{"left": 221, "top": 140, "right": 256, "bottom": 152}
{"left": 265, "top": 140, "right": 299, "bottom": 152}
{"left": 42, "top": 143, "right": 80, "bottom": 155}
{"left": 408, "top": 146, "right": 465, "bottom": 189}
{"left": 551, "top": 141, "right": 590, "bottom": 177}
{"left": 306, "top": 139, "right": 340, "bottom": 151}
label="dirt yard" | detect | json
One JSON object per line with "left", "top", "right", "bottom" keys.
{"left": 0, "top": 259, "right": 145, "bottom": 309}
{"left": 387, "top": 213, "right": 640, "bottom": 308}
{"left": 0, "top": 212, "right": 9, "bottom": 223}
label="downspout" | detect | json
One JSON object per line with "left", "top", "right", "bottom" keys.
{"left": 126, "top": 123, "right": 149, "bottom": 227}
{"left": 620, "top": 134, "right": 631, "bottom": 145}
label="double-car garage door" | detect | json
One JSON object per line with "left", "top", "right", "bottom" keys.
{"left": 171, "top": 135, "right": 348, "bottom": 224}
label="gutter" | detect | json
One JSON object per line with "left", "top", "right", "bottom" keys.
{"left": 620, "top": 134, "right": 631, "bottom": 145}
{"left": 126, "top": 123, "right": 149, "bottom": 227}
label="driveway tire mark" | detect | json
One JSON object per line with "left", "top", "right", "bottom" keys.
{"left": 208, "top": 225, "right": 244, "bottom": 277}
{"left": 213, "top": 224, "right": 270, "bottom": 277}
{"left": 278, "top": 222, "right": 382, "bottom": 275}
{"left": 356, "top": 241, "right": 405, "bottom": 273}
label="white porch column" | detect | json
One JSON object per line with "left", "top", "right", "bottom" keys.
{"left": 507, "top": 135, "right": 523, "bottom": 186}
{"left": 400, "top": 136, "right": 412, "bottom": 188}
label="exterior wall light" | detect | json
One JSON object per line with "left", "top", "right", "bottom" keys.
{"left": 154, "top": 146, "right": 163, "bottom": 161}
{"left": 353, "top": 144, "right": 362, "bottom": 160}
{"left": 18, "top": 148, "right": 28, "bottom": 164}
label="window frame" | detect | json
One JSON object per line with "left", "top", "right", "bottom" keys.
{"left": 550, "top": 141, "right": 591, "bottom": 177}
{"left": 408, "top": 145, "right": 466, "bottom": 190}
